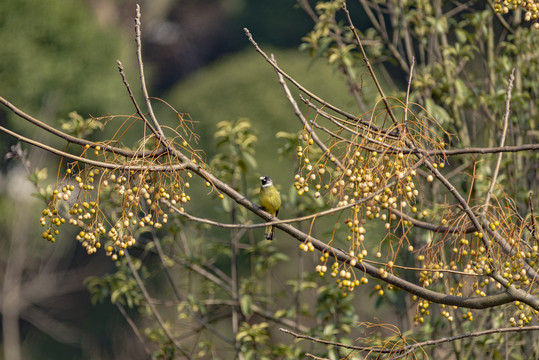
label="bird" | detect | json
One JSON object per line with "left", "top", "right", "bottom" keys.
{"left": 259, "top": 176, "right": 281, "bottom": 240}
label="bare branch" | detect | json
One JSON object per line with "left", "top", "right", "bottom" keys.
{"left": 0, "top": 124, "right": 186, "bottom": 171}
{"left": 0, "top": 95, "right": 166, "bottom": 159}
{"left": 392, "top": 325, "right": 539, "bottom": 359}
{"left": 134, "top": 5, "right": 166, "bottom": 143}
{"left": 282, "top": 325, "right": 539, "bottom": 358}
{"left": 482, "top": 68, "right": 515, "bottom": 216}
{"left": 243, "top": 27, "right": 389, "bottom": 135}
{"left": 271, "top": 54, "right": 346, "bottom": 171}
{"left": 403, "top": 57, "right": 415, "bottom": 138}
{"left": 116, "top": 60, "right": 158, "bottom": 134}
{"left": 390, "top": 208, "right": 476, "bottom": 234}
{"left": 280, "top": 327, "right": 394, "bottom": 353}
{"left": 356, "top": 0, "right": 411, "bottom": 73}
{"left": 343, "top": 2, "right": 400, "bottom": 128}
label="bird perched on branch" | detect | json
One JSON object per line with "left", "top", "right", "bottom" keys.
{"left": 259, "top": 176, "right": 281, "bottom": 240}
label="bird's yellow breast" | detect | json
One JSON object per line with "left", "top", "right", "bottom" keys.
{"left": 259, "top": 185, "right": 281, "bottom": 215}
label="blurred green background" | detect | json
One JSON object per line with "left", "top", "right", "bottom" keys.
{"left": 0, "top": 1, "right": 377, "bottom": 359}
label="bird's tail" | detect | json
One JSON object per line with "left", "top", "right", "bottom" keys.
{"left": 264, "top": 225, "right": 274, "bottom": 240}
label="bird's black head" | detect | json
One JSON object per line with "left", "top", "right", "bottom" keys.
{"left": 260, "top": 176, "right": 273, "bottom": 187}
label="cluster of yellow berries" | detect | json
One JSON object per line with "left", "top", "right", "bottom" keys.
{"left": 39, "top": 165, "right": 192, "bottom": 259}
{"left": 293, "top": 122, "right": 539, "bottom": 326}
{"left": 413, "top": 298, "right": 431, "bottom": 325}
{"left": 333, "top": 262, "right": 369, "bottom": 295}
{"left": 418, "top": 261, "right": 446, "bottom": 288}
{"left": 494, "top": 0, "right": 539, "bottom": 28}
{"left": 413, "top": 297, "right": 474, "bottom": 325}
{"left": 509, "top": 301, "right": 538, "bottom": 326}
{"left": 40, "top": 208, "right": 64, "bottom": 242}
{"left": 299, "top": 241, "right": 315, "bottom": 252}
{"left": 295, "top": 129, "right": 435, "bottom": 293}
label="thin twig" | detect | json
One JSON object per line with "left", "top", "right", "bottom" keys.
{"left": 0, "top": 95, "right": 165, "bottom": 158}
{"left": 0, "top": 124, "right": 185, "bottom": 171}
{"left": 271, "top": 54, "right": 346, "bottom": 171}
{"left": 296, "top": 0, "right": 318, "bottom": 23}
{"left": 343, "top": 2, "right": 400, "bottom": 127}
{"left": 482, "top": 69, "right": 515, "bottom": 217}
{"left": 243, "top": 27, "right": 392, "bottom": 135}
{"left": 116, "top": 60, "right": 157, "bottom": 134}
{"left": 280, "top": 327, "right": 394, "bottom": 353}
{"left": 309, "top": 120, "right": 380, "bottom": 152}
{"left": 530, "top": 194, "right": 538, "bottom": 241}
{"left": 134, "top": 5, "right": 167, "bottom": 143}
{"left": 300, "top": 95, "right": 402, "bottom": 146}
{"left": 282, "top": 325, "right": 539, "bottom": 357}
{"left": 403, "top": 57, "right": 415, "bottom": 138}
{"left": 357, "top": 0, "right": 410, "bottom": 73}
{"left": 125, "top": 251, "right": 191, "bottom": 358}
{"left": 486, "top": 0, "right": 515, "bottom": 33}
{"left": 421, "top": 143, "right": 539, "bottom": 155}
{"left": 327, "top": 15, "right": 368, "bottom": 113}
{"left": 392, "top": 325, "right": 539, "bottom": 359}
{"left": 115, "top": 302, "right": 152, "bottom": 356}
{"left": 149, "top": 231, "right": 234, "bottom": 344}
{"left": 390, "top": 208, "right": 476, "bottom": 234}
{"left": 172, "top": 254, "right": 233, "bottom": 294}
{"left": 305, "top": 353, "right": 330, "bottom": 360}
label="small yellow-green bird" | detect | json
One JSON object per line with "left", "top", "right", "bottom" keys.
{"left": 259, "top": 175, "right": 281, "bottom": 240}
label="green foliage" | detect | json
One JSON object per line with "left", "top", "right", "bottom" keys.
{"left": 212, "top": 118, "right": 258, "bottom": 186}
{"left": 144, "top": 327, "right": 181, "bottom": 360}
{"left": 0, "top": 0, "right": 131, "bottom": 119}
{"left": 236, "top": 322, "right": 303, "bottom": 360}
{"left": 60, "top": 111, "right": 104, "bottom": 138}
{"left": 85, "top": 258, "right": 145, "bottom": 309}
{"left": 236, "top": 322, "right": 270, "bottom": 359}
{"left": 28, "top": 167, "right": 55, "bottom": 204}
{"left": 246, "top": 240, "right": 290, "bottom": 274}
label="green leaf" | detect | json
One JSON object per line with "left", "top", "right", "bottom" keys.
{"left": 111, "top": 288, "right": 121, "bottom": 304}
{"left": 240, "top": 295, "right": 252, "bottom": 316}
{"left": 424, "top": 98, "right": 451, "bottom": 127}
{"left": 28, "top": 167, "right": 48, "bottom": 185}
{"left": 242, "top": 152, "right": 258, "bottom": 170}
{"left": 222, "top": 196, "right": 232, "bottom": 212}
{"left": 236, "top": 330, "right": 248, "bottom": 342}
